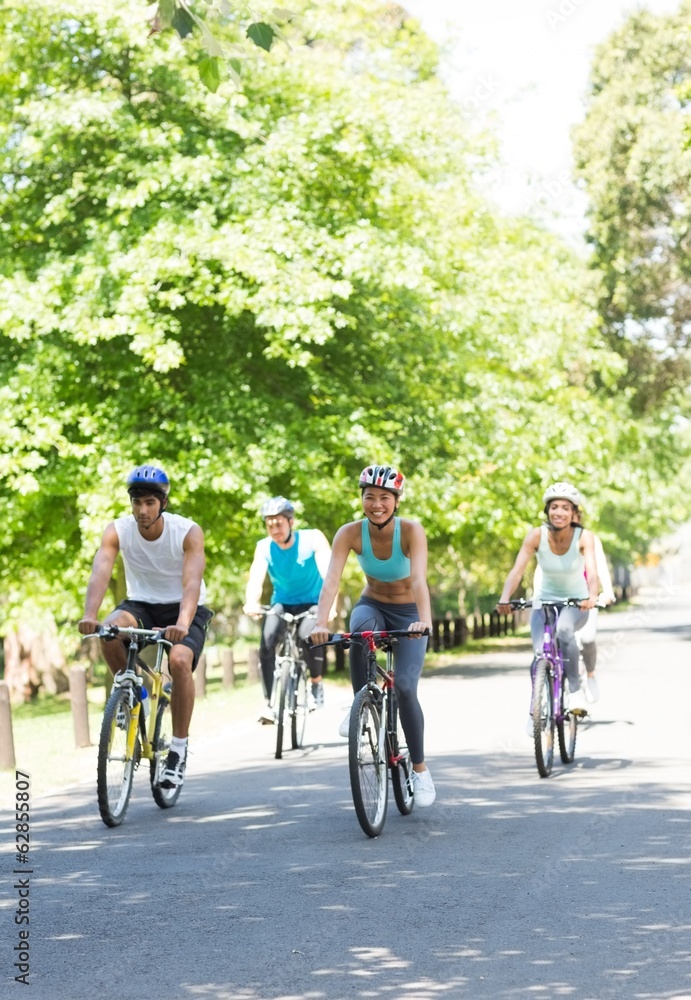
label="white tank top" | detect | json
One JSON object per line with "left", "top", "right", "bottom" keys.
{"left": 114, "top": 513, "right": 207, "bottom": 604}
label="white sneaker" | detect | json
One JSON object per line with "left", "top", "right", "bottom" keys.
{"left": 258, "top": 706, "right": 276, "bottom": 725}
{"left": 412, "top": 768, "right": 436, "bottom": 808}
{"left": 567, "top": 689, "right": 588, "bottom": 714}
{"left": 338, "top": 708, "right": 351, "bottom": 738}
{"left": 584, "top": 675, "right": 599, "bottom": 703}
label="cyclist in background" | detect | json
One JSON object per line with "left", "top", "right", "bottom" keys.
{"left": 310, "top": 465, "right": 436, "bottom": 808}
{"left": 497, "top": 482, "right": 599, "bottom": 716}
{"left": 532, "top": 508, "right": 615, "bottom": 703}
{"left": 243, "top": 497, "right": 332, "bottom": 723}
{"left": 78, "top": 465, "right": 212, "bottom": 788}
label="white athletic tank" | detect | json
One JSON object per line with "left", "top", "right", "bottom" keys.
{"left": 114, "top": 513, "right": 207, "bottom": 604}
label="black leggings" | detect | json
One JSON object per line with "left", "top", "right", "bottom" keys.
{"left": 259, "top": 603, "right": 323, "bottom": 699}
{"left": 349, "top": 597, "right": 427, "bottom": 766}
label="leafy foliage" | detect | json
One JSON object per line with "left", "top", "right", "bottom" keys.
{"left": 0, "top": 0, "right": 686, "bottom": 639}
{"left": 573, "top": 1, "right": 691, "bottom": 415}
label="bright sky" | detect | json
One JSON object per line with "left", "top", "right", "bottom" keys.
{"left": 402, "top": 0, "right": 680, "bottom": 241}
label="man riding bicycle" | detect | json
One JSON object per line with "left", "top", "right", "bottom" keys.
{"left": 243, "top": 497, "right": 332, "bottom": 723}
{"left": 77, "top": 465, "right": 212, "bottom": 789}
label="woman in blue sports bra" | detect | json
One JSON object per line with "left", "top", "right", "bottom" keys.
{"left": 311, "top": 464, "right": 436, "bottom": 807}
{"left": 497, "top": 481, "right": 599, "bottom": 713}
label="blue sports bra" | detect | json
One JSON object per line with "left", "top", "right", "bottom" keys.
{"left": 356, "top": 518, "right": 411, "bottom": 583}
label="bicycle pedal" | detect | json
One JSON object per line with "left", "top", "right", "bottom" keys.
{"left": 568, "top": 707, "right": 588, "bottom": 718}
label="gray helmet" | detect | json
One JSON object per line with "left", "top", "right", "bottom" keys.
{"left": 260, "top": 496, "right": 295, "bottom": 519}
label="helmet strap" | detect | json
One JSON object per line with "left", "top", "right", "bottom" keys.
{"left": 366, "top": 500, "right": 398, "bottom": 531}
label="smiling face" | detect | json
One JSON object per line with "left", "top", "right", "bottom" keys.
{"left": 546, "top": 498, "right": 576, "bottom": 529}
{"left": 361, "top": 487, "right": 399, "bottom": 525}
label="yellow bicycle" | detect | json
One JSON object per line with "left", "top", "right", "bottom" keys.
{"left": 84, "top": 625, "right": 179, "bottom": 827}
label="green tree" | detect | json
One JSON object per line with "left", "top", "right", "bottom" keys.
{"left": 0, "top": 0, "right": 685, "bottom": 676}
{"left": 573, "top": 0, "right": 691, "bottom": 415}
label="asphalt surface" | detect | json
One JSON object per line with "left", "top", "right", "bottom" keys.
{"left": 3, "top": 582, "right": 691, "bottom": 1000}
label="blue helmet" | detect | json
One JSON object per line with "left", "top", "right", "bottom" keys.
{"left": 126, "top": 465, "right": 170, "bottom": 498}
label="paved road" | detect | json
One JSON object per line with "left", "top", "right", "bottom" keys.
{"left": 3, "top": 584, "right": 691, "bottom": 999}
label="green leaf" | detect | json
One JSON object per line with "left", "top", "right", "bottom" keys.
{"left": 172, "top": 7, "right": 195, "bottom": 39}
{"left": 247, "top": 22, "right": 275, "bottom": 52}
{"left": 157, "top": 0, "right": 176, "bottom": 30}
{"left": 198, "top": 55, "right": 221, "bottom": 92}
{"left": 228, "top": 57, "right": 242, "bottom": 87}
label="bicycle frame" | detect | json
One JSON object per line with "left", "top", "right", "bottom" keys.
{"left": 84, "top": 624, "right": 177, "bottom": 826}
{"left": 260, "top": 607, "right": 311, "bottom": 709}
{"left": 113, "top": 629, "right": 172, "bottom": 763}
{"left": 316, "top": 628, "right": 426, "bottom": 836}
{"left": 510, "top": 598, "right": 587, "bottom": 777}
{"left": 531, "top": 605, "right": 567, "bottom": 722}
{"left": 260, "top": 607, "right": 313, "bottom": 759}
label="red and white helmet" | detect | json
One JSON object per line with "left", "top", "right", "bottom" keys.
{"left": 542, "top": 481, "right": 584, "bottom": 509}
{"left": 358, "top": 465, "right": 405, "bottom": 495}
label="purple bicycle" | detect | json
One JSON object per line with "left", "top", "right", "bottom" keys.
{"left": 509, "top": 599, "right": 588, "bottom": 777}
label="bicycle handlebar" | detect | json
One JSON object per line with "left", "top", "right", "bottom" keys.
{"left": 503, "top": 598, "right": 608, "bottom": 611}
{"left": 80, "top": 625, "right": 173, "bottom": 647}
{"left": 257, "top": 606, "right": 314, "bottom": 624}
{"left": 310, "top": 628, "right": 429, "bottom": 649}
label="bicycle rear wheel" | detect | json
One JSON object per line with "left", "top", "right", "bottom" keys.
{"left": 557, "top": 689, "right": 578, "bottom": 764}
{"left": 97, "top": 686, "right": 136, "bottom": 827}
{"left": 389, "top": 693, "right": 414, "bottom": 815}
{"left": 150, "top": 687, "right": 182, "bottom": 809}
{"left": 349, "top": 688, "right": 388, "bottom": 837}
{"left": 275, "top": 660, "right": 291, "bottom": 760}
{"left": 532, "top": 658, "right": 555, "bottom": 778}
{"left": 290, "top": 665, "right": 308, "bottom": 750}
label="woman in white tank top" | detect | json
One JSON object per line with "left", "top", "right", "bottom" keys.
{"left": 497, "top": 482, "right": 599, "bottom": 711}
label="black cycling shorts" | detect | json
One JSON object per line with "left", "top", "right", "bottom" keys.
{"left": 112, "top": 601, "right": 213, "bottom": 671}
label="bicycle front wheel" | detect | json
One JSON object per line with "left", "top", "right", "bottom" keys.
{"left": 349, "top": 688, "right": 388, "bottom": 837}
{"left": 389, "top": 694, "right": 414, "bottom": 815}
{"left": 290, "top": 665, "right": 308, "bottom": 750}
{"left": 97, "top": 686, "right": 136, "bottom": 827}
{"left": 150, "top": 688, "right": 182, "bottom": 809}
{"left": 532, "top": 658, "right": 555, "bottom": 778}
{"left": 275, "top": 660, "right": 291, "bottom": 760}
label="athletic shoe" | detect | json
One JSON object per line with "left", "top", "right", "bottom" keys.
{"left": 338, "top": 708, "right": 351, "bottom": 738}
{"left": 310, "top": 681, "right": 324, "bottom": 709}
{"left": 567, "top": 689, "right": 588, "bottom": 714}
{"left": 412, "top": 768, "right": 436, "bottom": 808}
{"left": 584, "top": 675, "right": 599, "bottom": 703}
{"left": 258, "top": 706, "right": 276, "bottom": 725}
{"left": 160, "top": 750, "right": 186, "bottom": 788}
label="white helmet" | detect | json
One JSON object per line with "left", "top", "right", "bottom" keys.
{"left": 358, "top": 465, "right": 405, "bottom": 495}
{"left": 542, "top": 482, "right": 584, "bottom": 508}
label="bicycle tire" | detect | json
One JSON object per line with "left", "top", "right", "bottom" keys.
{"left": 349, "top": 687, "right": 388, "bottom": 837}
{"left": 150, "top": 689, "right": 182, "bottom": 809}
{"left": 275, "top": 660, "right": 291, "bottom": 760}
{"left": 97, "top": 686, "right": 136, "bottom": 827}
{"left": 389, "top": 693, "right": 414, "bottom": 815}
{"left": 290, "top": 665, "right": 308, "bottom": 750}
{"left": 532, "top": 658, "right": 555, "bottom": 778}
{"left": 557, "top": 693, "right": 578, "bottom": 764}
